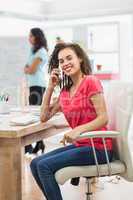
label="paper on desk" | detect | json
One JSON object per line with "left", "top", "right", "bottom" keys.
{"left": 10, "top": 106, "right": 41, "bottom": 116}
{"left": 10, "top": 114, "right": 40, "bottom": 126}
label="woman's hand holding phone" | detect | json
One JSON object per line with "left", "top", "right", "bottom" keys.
{"left": 48, "top": 68, "right": 61, "bottom": 89}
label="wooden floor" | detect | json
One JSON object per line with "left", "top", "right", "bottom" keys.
{"left": 23, "top": 141, "right": 133, "bottom": 200}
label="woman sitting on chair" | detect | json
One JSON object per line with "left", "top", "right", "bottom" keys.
{"left": 30, "top": 43, "right": 113, "bottom": 200}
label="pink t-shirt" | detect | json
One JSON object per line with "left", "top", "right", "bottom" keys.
{"left": 59, "top": 75, "right": 112, "bottom": 150}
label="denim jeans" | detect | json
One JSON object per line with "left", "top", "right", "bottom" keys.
{"left": 30, "top": 144, "right": 113, "bottom": 200}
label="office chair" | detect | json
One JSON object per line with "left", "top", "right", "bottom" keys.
{"left": 55, "top": 81, "right": 133, "bottom": 200}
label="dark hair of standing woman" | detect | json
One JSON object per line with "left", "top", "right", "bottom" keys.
{"left": 30, "top": 28, "right": 48, "bottom": 53}
{"left": 48, "top": 43, "right": 92, "bottom": 90}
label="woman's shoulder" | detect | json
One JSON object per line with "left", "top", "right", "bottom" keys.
{"left": 85, "top": 75, "right": 103, "bottom": 94}
{"left": 34, "top": 48, "right": 48, "bottom": 61}
{"left": 59, "top": 88, "right": 68, "bottom": 98}
{"left": 36, "top": 47, "right": 47, "bottom": 55}
{"left": 85, "top": 75, "right": 101, "bottom": 85}
{"left": 85, "top": 74, "right": 99, "bottom": 81}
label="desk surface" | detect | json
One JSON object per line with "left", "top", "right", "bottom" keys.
{"left": 0, "top": 106, "right": 69, "bottom": 200}
{"left": 0, "top": 106, "right": 69, "bottom": 138}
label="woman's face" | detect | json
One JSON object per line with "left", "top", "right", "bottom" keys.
{"left": 29, "top": 32, "right": 36, "bottom": 45}
{"left": 58, "top": 48, "right": 82, "bottom": 77}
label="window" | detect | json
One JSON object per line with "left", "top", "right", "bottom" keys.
{"left": 88, "top": 23, "right": 119, "bottom": 74}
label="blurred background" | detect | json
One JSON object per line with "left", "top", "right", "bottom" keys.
{"left": 0, "top": 0, "right": 133, "bottom": 105}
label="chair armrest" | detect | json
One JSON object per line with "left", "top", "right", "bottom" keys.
{"left": 78, "top": 131, "right": 120, "bottom": 177}
{"left": 79, "top": 131, "right": 120, "bottom": 139}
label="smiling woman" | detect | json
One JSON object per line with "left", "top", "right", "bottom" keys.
{"left": 30, "top": 43, "right": 113, "bottom": 200}
{"left": 49, "top": 43, "right": 92, "bottom": 90}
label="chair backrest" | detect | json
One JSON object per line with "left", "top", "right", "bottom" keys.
{"left": 104, "top": 81, "right": 133, "bottom": 181}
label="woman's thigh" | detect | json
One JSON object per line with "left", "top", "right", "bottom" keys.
{"left": 37, "top": 146, "right": 110, "bottom": 173}
{"left": 31, "top": 145, "right": 76, "bottom": 166}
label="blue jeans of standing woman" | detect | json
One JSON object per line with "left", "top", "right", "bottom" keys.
{"left": 30, "top": 144, "right": 113, "bottom": 200}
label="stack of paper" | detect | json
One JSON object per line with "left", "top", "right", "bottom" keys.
{"left": 10, "top": 106, "right": 41, "bottom": 116}
{"left": 10, "top": 114, "right": 40, "bottom": 126}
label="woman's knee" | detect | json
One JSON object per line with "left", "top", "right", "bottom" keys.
{"left": 30, "top": 158, "right": 39, "bottom": 173}
{"left": 37, "top": 159, "right": 51, "bottom": 175}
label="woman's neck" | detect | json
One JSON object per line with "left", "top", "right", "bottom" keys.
{"left": 71, "top": 72, "right": 85, "bottom": 87}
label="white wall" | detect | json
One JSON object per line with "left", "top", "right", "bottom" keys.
{"left": 0, "top": 17, "right": 44, "bottom": 36}
{"left": 44, "top": 0, "right": 133, "bottom": 20}
{"left": 0, "top": 17, "right": 44, "bottom": 105}
{"left": 0, "top": 0, "right": 40, "bottom": 14}
{"left": 0, "top": 0, "right": 48, "bottom": 20}
{"left": 43, "top": 15, "right": 133, "bottom": 81}
{"left": 119, "top": 16, "right": 133, "bottom": 81}
{"left": 1, "top": 0, "right": 133, "bottom": 21}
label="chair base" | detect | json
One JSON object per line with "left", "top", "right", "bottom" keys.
{"left": 85, "top": 177, "right": 93, "bottom": 200}
{"left": 86, "top": 192, "right": 93, "bottom": 200}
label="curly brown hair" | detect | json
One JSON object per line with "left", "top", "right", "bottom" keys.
{"left": 48, "top": 43, "right": 92, "bottom": 90}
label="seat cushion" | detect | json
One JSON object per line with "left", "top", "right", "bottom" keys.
{"left": 55, "top": 160, "right": 126, "bottom": 185}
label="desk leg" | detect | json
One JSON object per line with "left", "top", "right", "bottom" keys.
{"left": 0, "top": 138, "right": 23, "bottom": 200}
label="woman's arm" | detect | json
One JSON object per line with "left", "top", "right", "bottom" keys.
{"left": 61, "top": 93, "right": 108, "bottom": 145}
{"left": 75, "top": 93, "right": 108, "bottom": 133}
{"left": 24, "top": 58, "right": 42, "bottom": 74}
{"left": 40, "top": 68, "right": 61, "bottom": 122}
{"left": 40, "top": 87, "right": 61, "bottom": 122}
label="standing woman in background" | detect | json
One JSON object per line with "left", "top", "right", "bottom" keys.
{"left": 24, "top": 27, "right": 48, "bottom": 154}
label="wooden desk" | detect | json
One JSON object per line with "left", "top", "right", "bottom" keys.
{"left": 0, "top": 111, "right": 69, "bottom": 200}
